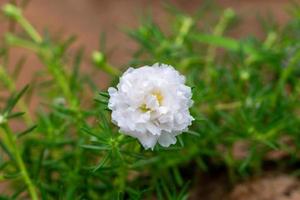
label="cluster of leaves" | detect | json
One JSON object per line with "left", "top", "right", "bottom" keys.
{"left": 128, "top": 2, "right": 300, "bottom": 178}
{"left": 0, "top": 1, "right": 299, "bottom": 200}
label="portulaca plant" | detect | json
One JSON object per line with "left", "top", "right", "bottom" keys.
{"left": 1, "top": 2, "right": 300, "bottom": 200}
{"left": 108, "top": 63, "right": 194, "bottom": 149}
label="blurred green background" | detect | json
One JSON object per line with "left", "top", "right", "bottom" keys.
{"left": 0, "top": 1, "right": 299, "bottom": 199}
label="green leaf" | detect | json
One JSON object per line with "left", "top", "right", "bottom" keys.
{"left": 189, "top": 33, "right": 256, "bottom": 54}
{"left": 7, "top": 112, "right": 25, "bottom": 119}
{"left": 4, "top": 85, "right": 29, "bottom": 114}
{"left": 17, "top": 125, "right": 37, "bottom": 138}
{"left": 92, "top": 152, "right": 111, "bottom": 172}
{"left": 81, "top": 144, "right": 111, "bottom": 151}
{"left": 99, "top": 91, "right": 109, "bottom": 98}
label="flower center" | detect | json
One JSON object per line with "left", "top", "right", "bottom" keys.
{"left": 139, "top": 103, "right": 151, "bottom": 112}
{"left": 139, "top": 91, "right": 164, "bottom": 112}
{"left": 152, "top": 91, "right": 163, "bottom": 106}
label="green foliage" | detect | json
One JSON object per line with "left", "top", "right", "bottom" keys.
{"left": 0, "top": 2, "right": 300, "bottom": 200}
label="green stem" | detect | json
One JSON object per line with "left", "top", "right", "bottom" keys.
{"left": 2, "top": 4, "right": 42, "bottom": 43}
{"left": 245, "top": 31, "right": 278, "bottom": 66}
{"left": 271, "top": 50, "right": 300, "bottom": 106}
{"left": 215, "top": 101, "right": 241, "bottom": 110}
{"left": 46, "top": 62, "right": 77, "bottom": 108}
{"left": 5, "top": 33, "right": 42, "bottom": 53}
{"left": 205, "top": 8, "right": 235, "bottom": 82}
{"left": 5, "top": 30, "right": 76, "bottom": 109}
{"left": 200, "top": 101, "right": 242, "bottom": 113}
{"left": 263, "top": 31, "right": 277, "bottom": 49}
{"left": 92, "top": 51, "right": 121, "bottom": 77}
{"left": 17, "top": 16, "right": 42, "bottom": 43}
{"left": 4, "top": 36, "right": 76, "bottom": 108}
{"left": 0, "top": 124, "right": 38, "bottom": 200}
{"left": 175, "top": 17, "right": 193, "bottom": 46}
{"left": 102, "top": 63, "right": 121, "bottom": 77}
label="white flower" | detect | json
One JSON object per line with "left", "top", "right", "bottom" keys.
{"left": 108, "top": 63, "right": 194, "bottom": 150}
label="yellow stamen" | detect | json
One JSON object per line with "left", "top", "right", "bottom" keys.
{"left": 140, "top": 104, "right": 150, "bottom": 112}
{"left": 139, "top": 91, "right": 164, "bottom": 112}
{"left": 152, "top": 91, "right": 163, "bottom": 105}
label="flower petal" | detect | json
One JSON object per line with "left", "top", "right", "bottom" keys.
{"left": 136, "top": 132, "right": 159, "bottom": 150}
{"left": 158, "top": 132, "right": 177, "bottom": 147}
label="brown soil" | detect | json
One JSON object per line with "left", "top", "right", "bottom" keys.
{"left": 190, "top": 169, "right": 300, "bottom": 200}
{"left": 230, "top": 174, "right": 300, "bottom": 200}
